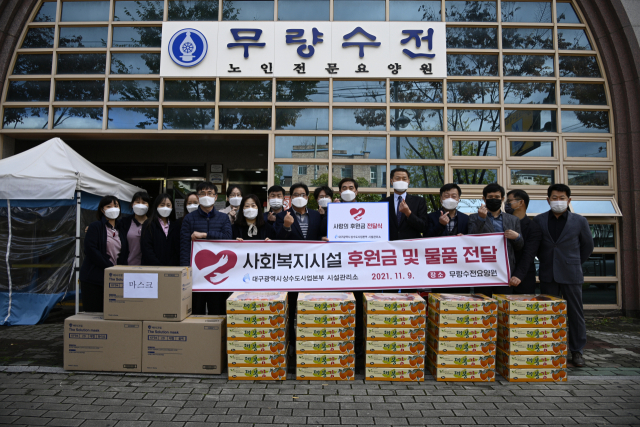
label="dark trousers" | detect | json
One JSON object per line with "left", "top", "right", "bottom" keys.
{"left": 478, "top": 285, "right": 512, "bottom": 298}
{"left": 192, "top": 292, "right": 227, "bottom": 315}
{"left": 512, "top": 276, "right": 537, "bottom": 295}
{"left": 80, "top": 281, "right": 104, "bottom": 312}
{"left": 540, "top": 281, "right": 586, "bottom": 354}
{"left": 288, "top": 292, "right": 298, "bottom": 351}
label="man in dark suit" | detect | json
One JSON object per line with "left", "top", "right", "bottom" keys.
{"left": 380, "top": 168, "right": 428, "bottom": 241}
{"left": 535, "top": 184, "right": 594, "bottom": 368}
{"left": 427, "top": 183, "right": 469, "bottom": 237}
{"left": 506, "top": 189, "right": 542, "bottom": 294}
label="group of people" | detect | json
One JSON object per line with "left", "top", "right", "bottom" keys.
{"left": 79, "top": 167, "right": 594, "bottom": 367}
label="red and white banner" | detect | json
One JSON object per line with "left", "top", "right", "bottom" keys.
{"left": 190, "top": 234, "right": 510, "bottom": 292}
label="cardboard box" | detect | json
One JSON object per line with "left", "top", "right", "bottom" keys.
{"left": 296, "top": 353, "right": 355, "bottom": 368}
{"left": 427, "top": 293, "right": 496, "bottom": 315}
{"left": 296, "top": 340, "right": 355, "bottom": 354}
{"left": 497, "top": 336, "right": 568, "bottom": 355}
{"left": 104, "top": 266, "right": 192, "bottom": 321}
{"left": 296, "top": 366, "right": 354, "bottom": 380}
{"left": 497, "top": 324, "right": 567, "bottom": 341}
{"left": 365, "top": 353, "right": 424, "bottom": 368}
{"left": 427, "top": 345, "right": 495, "bottom": 369}
{"left": 142, "top": 315, "right": 226, "bottom": 374}
{"left": 226, "top": 292, "right": 287, "bottom": 314}
{"left": 297, "top": 292, "right": 356, "bottom": 314}
{"left": 428, "top": 319, "right": 496, "bottom": 341}
{"left": 363, "top": 293, "right": 426, "bottom": 316}
{"left": 296, "top": 326, "right": 355, "bottom": 341}
{"left": 227, "top": 325, "right": 287, "bottom": 341}
{"left": 226, "top": 312, "right": 287, "bottom": 327}
{"left": 297, "top": 313, "right": 356, "bottom": 328}
{"left": 366, "top": 327, "right": 425, "bottom": 341}
{"left": 497, "top": 362, "right": 567, "bottom": 382}
{"left": 494, "top": 294, "right": 567, "bottom": 315}
{"left": 64, "top": 313, "right": 142, "bottom": 372}
{"left": 428, "top": 306, "right": 496, "bottom": 328}
{"left": 227, "top": 340, "right": 287, "bottom": 354}
{"left": 427, "top": 359, "right": 495, "bottom": 382}
{"left": 229, "top": 365, "right": 287, "bottom": 380}
{"left": 496, "top": 347, "right": 567, "bottom": 369}
{"left": 228, "top": 350, "right": 287, "bottom": 368}
{"left": 497, "top": 311, "right": 567, "bottom": 328}
{"left": 365, "top": 367, "right": 424, "bottom": 381}
{"left": 365, "top": 340, "right": 425, "bottom": 355}
{"left": 427, "top": 332, "right": 495, "bottom": 355}
{"left": 365, "top": 313, "right": 425, "bottom": 328}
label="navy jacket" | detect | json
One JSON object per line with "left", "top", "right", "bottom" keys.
{"left": 275, "top": 207, "right": 326, "bottom": 241}
{"left": 427, "top": 209, "right": 469, "bottom": 237}
{"left": 79, "top": 216, "right": 129, "bottom": 286}
{"left": 381, "top": 194, "right": 429, "bottom": 240}
{"left": 512, "top": 215, "right": 542, "bottom": 291}
{"left": 141, "top": 218, "right": 181, "bottom": 267}
{"left": 180, "top": 207, "right": 232, "bottom": 266}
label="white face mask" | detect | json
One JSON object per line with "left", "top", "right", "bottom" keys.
{"left": 550, "top": 200, "right": 568, "bottom": 214}
{"left": 104, "top": 207, "right": 120, "bottom": 219}
{"left": 392, "top": 181, "right": 409, "bottom": 192}
{"left": 186, "top": 203, "right": 199, "bottom": 213}
{"left": 229, "top": 196, "right": 243, "bottom": 207}
{"left": 157, "top": 206, "right": 172, "bottom": 218}
{"left": 441, "top": 198, "right": 459, "bottom": 210}
{"left": 318, "top": 197, "right": 331, "bottom": 208}
{"left": 199, "top": 196, "right": 216, "bottom": 207}
{"left": 243, "top": 208, "right": 258, "bottom": 219}
{"left": 292, "top": 197, "right": 308, "bottom": 208}
{"left": 132, "top": 204, "right": 148, "bottom": 216}
{"left": 269, "top": 198, "right": 283, "bottom": 209}
{"left": 341, "top": 190, "right": 356, "bottom": 202}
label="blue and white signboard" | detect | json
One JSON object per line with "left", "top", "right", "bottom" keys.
{"left": 327, "top": 202, "right": 390, "bottom": 242}
{"left": 160, "top": 22, "right": 446, "bottom": 78}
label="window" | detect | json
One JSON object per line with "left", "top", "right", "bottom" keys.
{"left": 298, "top": 166, "right": 308, "bottom": 175}
{"left": 341, "top": 167, "right": 353, "bottom": 178}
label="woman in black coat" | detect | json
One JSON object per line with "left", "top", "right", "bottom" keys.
{"left": 232, "top": 194, "right": 276, "bottom": 241}
{"left": 79, "top": 196, "right": 129, "bottom": 312}
{"left": 141, "top": 193, "right": 181, "bottom": 266}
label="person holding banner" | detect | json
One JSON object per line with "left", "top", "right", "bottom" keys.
{"left": 234, "top": 194, "right": 276, "bottom": 241}
{"left": 380, "top": 168, "right": 428, "bottom": 241}
{"left": 427, "top": 183, "right": 469, "bottom": 237}
{"left": 141, "top": 193, "right": 181, "bottom": 267}
{"left": 264, "top": 185, "right": 286, "bottom": 225}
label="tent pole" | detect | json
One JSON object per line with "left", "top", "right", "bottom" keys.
{"left": 2, "top": 200, "right": 12, "bottom": 325}
{"left": 75, "top": 191, "right": 81, "bottom": 314}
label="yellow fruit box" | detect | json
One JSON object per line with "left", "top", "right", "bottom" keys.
{"left": 365, "top": 340, "right": 426, "bottom": 355}
{"left": 226, "top": 340, "right": 287, "bottom": 354}
{"left": 427, "top": 332, "right": 495, "bottom": 355}
{"left": 296, "top": 326, "right": 355, "bottom": 341}
{"left": 227, "top": 350, "right": 288, "bottom": 368}
{"left": 497, "top": 324, "right": 567, "bottom": 341}
{"left": 428, "top": 306, "right": 497, "bottom": 328}
{"left": 427, "top": 319, "right": 497, "bottom": 341}
{"left": 497, "top": 311, "right": 568, "bottom": 328}
{"left": 297, "top": 313, "right": 355, "bottom": 328}
{"left": 366, "top": 313, "right": 426, "bottom": 328}
{"left": 497, "top": 336, "right": 568, "bottom": 355}
{"left": 226, "top": 312, "right": 287, "bottom": 328}
{"left": 296, "top": 353, "right": 355, "bottom": 368}
{"left": 366, "top": 327, "right": 425, "bottom": 341}
{"left": 497, "top": 347, "right": 567, "bottom": 369}
{"left": 227, "top": 325, "right": 287, "bottom": 341}
{"left": 229, "top": 366, "right": 288, "bottom": 380}
{"left": 427, "top": 293, "right": 497, "bottom": 315}
{"left": 427, "top": 359, "right": 495, "bottom": 382}
{"left": 297, "top": 292, "right": 356, "bottom": 315}
{"left": 365, "top": 353, "right": 425, "bottom": 368}
{"left": 296, "top": 340, "right": 355, "bottom": 354}
{"left": 497, "top": 362, "right": 568, "bottom": 382}
{"left": 365, "top": 367, "right": 425, "bottom": 381}
{"left": 494, "top": 294, "right": 567, "bottom": 315}
{"left": 296, "top": 367, "right": 354, "bottom": 381}
{"left": 226, "top": 292, "right": 287, "bottom": 315}
{"left": 363, "top": 293, "right": 426, "bottom": 316}
{"left": 427, "top": 345, "right": 495, "bottom": 369}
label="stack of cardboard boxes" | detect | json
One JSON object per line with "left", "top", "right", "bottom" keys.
{"left": 426, "top": 293, "right": 498, "bottom": 382}
{"left": 494, "top": 294, "right": 569, "bottom": 382}
{"left": 64, "top": 266, "right": 226, "bottom": 375}
{"left": 226, "top": 292, "right": 289, "bottom": 380}
{"left": 363, "top": 293, "right": 427, "bottom": 382}
{"left": 295, "top": 292, "right": 356, "bottom": 380}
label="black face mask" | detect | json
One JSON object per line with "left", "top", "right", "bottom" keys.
{"left": 504, "top": 202, "right": 514, "bottom": 215}
{"left": 485, "top": 198, "right": 502, "bottom": 212}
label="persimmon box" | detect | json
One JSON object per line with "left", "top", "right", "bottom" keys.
{"left": 297, "top": 313, "right": 355, "bottom": 328}
{"left": 497, "top": 363, "right": 567, "bottom": 382}
{"left": 494, "top": 294, "right": 567, "bottom": 315}
{"left": 365, "top": 353, "right": 424, "bottom": 368}
{"left": 427, "top": 332, "right": 495, "bottom": 355}
{"left": 498, "top": 325, "right": 567, "bottom": 341}
{"left": 427, "top": 319, "right": 496, "bottom": 341}
{"left": 296, "top": 353, "right": 355, "bottom": 368}
{"left": 363, "top": 293, "right": 426, "bottom": 315}
{"left": 497, "top": 311, "right": 567, "bottom": 328}
{"left": 365, "top": 313, "right": 425, "bottom": 328}
{"left": 296, "top": 367, "right": 354, "bottom": 380}
{"left": 427, "top": 345, "right": 495, "bottom": 369}
{"left": 228, "top": 351, "right": 288, "bottom": 368}
{"left": 226, "top": 340, "right": 287, "bottom": 354}
{"left": 496, "top": 347, "right": 567, "bottom": 369}
{"left": 296, "top": 326, "right": 355, "bottom": 341}
{"left": 227, "top": 325, "right": 287, "bottom": 341}
{"left": 296, "top": 340, "right": 354, "bottom": 354}
{"left": 497, "top": 336, "right": 567, "bottom": 355}
{"left": 226, "top": 292, "right": 287, "bottom": 314}
{"left": 229, "top": 366, "right": 287, "bottom": 381}
{"left": 427, "top": 293, "right": 497, "bottom": 315}
{"left": 365, "top": 367, "right": 424, "bottom": 381}
{"left": 226, "top": 312, "right": 287, "bottom": 327}
{"left": 427, "top": 359, "right": 495, "bottom": 382}
{"left": 297, "top": 292, "right": 355, "bottom": 314}
{"left": 428, "top": 306, "right": 497, "bottom": 328}
{"left": 365, "top": 340, "right": 425, "bottom": 355}
{"left": 366, "top": 327, "right": 425, "bottom": 341}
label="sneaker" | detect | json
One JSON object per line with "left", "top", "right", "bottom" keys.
{"left": 572, "top": 351, "right": 585, "bottom": 367}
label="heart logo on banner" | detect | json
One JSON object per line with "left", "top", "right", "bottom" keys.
{"left": 350, "top": 208, "right": 365, "bottom": 221}
{"left": 194, "top": 250, "right": 237, "bottom": 285}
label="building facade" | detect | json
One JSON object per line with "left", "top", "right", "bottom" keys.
{"left": 0, "top": 0, "right": 639, "bottom": 315}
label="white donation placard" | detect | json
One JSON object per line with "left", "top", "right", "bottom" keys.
{"left": 327, "top": 202, "right": 390, "bottom": 242}
{"left": 123, "top": 273, "right": 159, "bottom": 299}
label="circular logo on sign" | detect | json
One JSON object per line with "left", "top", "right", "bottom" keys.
{"left": 168, "top": 28, "right": 208, "bottom": 67}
